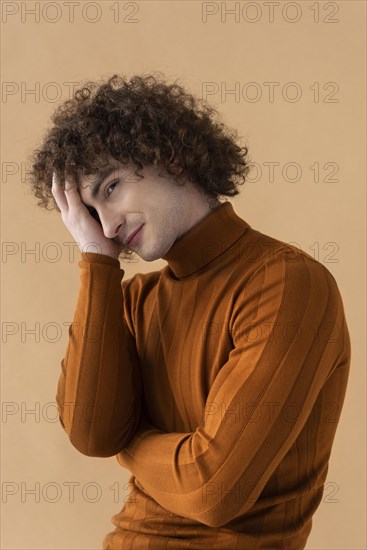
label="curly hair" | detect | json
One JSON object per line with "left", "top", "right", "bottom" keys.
{"left": 27, "top": 72, "right": 251, "bottom": 260}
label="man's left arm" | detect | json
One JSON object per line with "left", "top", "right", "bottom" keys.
{"left": 116, "top": 249, "right": 351, "bottom": 528}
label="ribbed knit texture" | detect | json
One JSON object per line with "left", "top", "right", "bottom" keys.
{"left": 56, "top": 201, "right": 351, "bottom": 549}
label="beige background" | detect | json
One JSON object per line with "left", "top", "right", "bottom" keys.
{"left": 1, "top": 1, "right": 366, "bottom": 548}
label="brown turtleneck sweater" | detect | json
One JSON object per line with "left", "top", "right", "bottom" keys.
{"left": 56, "top": 201, "right": 351, "bottom": 549}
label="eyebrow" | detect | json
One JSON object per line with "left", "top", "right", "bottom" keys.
{"left": 89, "top": 165, "right": 119, "bottom": 200}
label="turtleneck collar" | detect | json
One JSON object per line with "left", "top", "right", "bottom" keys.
{"left": 162, "top": 201, "right": 251, "bottom": 279}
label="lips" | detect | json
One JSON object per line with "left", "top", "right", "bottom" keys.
{"left": 125, "top": 225, "right": 143, "bottom": 246}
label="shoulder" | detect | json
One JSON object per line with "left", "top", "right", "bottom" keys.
{"left": 232, "top": 227, "right": 343, "bottom": 312}
{"left": 243, "top": 227, "right": 337, "bottom": 281}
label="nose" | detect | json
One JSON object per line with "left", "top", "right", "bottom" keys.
{"left": 99, "top": 212, "right": 124, "bottom": 239}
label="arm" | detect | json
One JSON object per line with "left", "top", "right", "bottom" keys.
{"left": 56, "top": 251, "right": 143, "bottom": 458}
{"left": 116, "top": 250, "right": 351, "bottom": 527}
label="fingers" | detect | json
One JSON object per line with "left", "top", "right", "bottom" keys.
{"left": 51, "top": 172, "right": 68, "bottom": 213}
{"left": 63, "top": 173, "right": 80, "bottom": 206}
{"left": 52, "top": 172, "right": 82, "bottom": 213}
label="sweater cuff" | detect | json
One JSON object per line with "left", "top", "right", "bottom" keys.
{"left": 78, "top": 251, "right": 121, "bottom": 268}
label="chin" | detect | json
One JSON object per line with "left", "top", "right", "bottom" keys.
{"left": 137, "top": 235, "right": 174, "bottom": 262}
{"left": 133, "top": 244, "right": 153, "bottom": 262}
{"left": 138, "top": 251, "right": 159, "bottom": 262}
{"left": 143, "top": 242, "right": 170, "bottom": 262}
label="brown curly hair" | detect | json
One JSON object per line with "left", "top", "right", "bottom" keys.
{"left": 27, "top": 72, "right": 251, "bottom": 260}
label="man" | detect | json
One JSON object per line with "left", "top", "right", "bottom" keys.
{"left": 29, "top": 73, "right": 351, "bottom": 549}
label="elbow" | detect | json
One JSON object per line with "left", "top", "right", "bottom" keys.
{"left": 57, "top": 397, "right": 141, "bottom": 457}
{"left": 70, "top": 436, "right": 117, "bottom": 458}
{"left": 179, "top": 495, "right": 232, "bottom": 528}
{"left": 72, "top": 444, "right": 119, "bottom": 459}
{"left": 191, "top": 489, "right": 253, "bottom": 528}
{"left": 196, "top": 513, "right": 229, "bottom": 529}
{"left": 69, "top": 427, "right": 137, "bottom": 458}
{"left": 58, "top": 413, "right": 137, "bottom": 458}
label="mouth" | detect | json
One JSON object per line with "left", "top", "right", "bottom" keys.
{"left": 125, "top": 225, "right": 144, "bottom": 246}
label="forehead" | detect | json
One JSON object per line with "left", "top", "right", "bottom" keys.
{"left": 77, "top": 161, "right": 120, "bottom": 186}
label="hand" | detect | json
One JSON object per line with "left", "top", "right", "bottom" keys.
{"left": 51, "top": 173, "right": 125, "bottom": 259}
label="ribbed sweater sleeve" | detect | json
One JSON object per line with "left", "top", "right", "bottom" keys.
{"left": 55, "top": 252, "right": 143, "bottom": 457}
{"left": 116, "top": 249, "right": 351, "bottom": 528}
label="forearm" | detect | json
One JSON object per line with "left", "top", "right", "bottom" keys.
{"left": 56, "top": 252, "right": 143, "bottom": 457}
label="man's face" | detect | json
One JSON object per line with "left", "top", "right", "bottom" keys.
{"left": 77, "top": 161, "right": 216, "bottom": 262}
